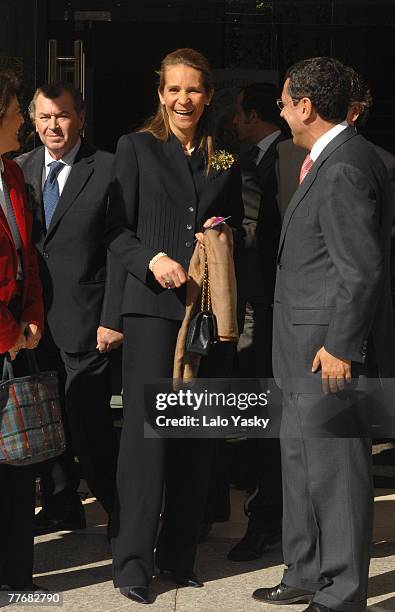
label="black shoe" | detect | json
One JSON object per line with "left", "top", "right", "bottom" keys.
{"left": 35, "top": 501, "right": 86, "bottom": 536}
{"left": 160, "top": 570, "right": 204, "bottom": 588}
{"left": 228, "top": 527, "right": 281, "bottom": 561}
{"left": 119, "top": 586, "right": 150, "bottom": 604}
{"left": 253, "top": 582, "right": 313, "bottom": 604}
{"left": 303, "top": 603, "right": 335, "bottom": 612}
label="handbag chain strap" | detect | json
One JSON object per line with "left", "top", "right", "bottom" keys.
{"left": 200, "top": 251, "right": 212, "bottom": 312}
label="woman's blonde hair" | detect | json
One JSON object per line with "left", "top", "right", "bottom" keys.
{"left": 140, "top": 48, "right": 215, "bottom": 169}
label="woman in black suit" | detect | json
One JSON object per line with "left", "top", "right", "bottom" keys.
{"left": 107, "top": 48, "right": 243, "bottom": 604}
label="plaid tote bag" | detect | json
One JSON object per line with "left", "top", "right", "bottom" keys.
{"left": 0, "top": 351, "right": 66, "bottom": 466}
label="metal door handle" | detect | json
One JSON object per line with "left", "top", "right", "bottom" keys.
{"left": 47, "top": 39, "right": 85, "bottom": 96}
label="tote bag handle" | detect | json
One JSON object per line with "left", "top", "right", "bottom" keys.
{"left": 1, "top": 349, "right": 40, "bottom": 382}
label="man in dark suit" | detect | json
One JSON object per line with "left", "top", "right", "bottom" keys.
{"left": 17, "top": 83, "right": 125, "bottom": 533}
{"left": 253, "top": 58, "right": 395, "bottom": 611}
{"left": 233, "top": 82, "right": 284, "bottom": 361}
{"left": 228, "top": 83, "right": 284, "bottom": 561}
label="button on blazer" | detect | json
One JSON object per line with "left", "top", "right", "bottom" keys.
{"left": 106, "top": 131, "right": 244, "bottom": 321}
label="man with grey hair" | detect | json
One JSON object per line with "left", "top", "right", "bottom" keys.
{"left": 17, "top": 82, "right": 125, "bottom": 534}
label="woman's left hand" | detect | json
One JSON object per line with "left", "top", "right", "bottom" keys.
{"left": 24, "top": 323, "right": 42, "bottom": 349}
{"left": 195, "top": 216, "right": 221, "bottom": 244}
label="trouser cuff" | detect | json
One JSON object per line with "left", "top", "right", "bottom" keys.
{"left": 314, "top": 591, "right": 367, "bottom": 612}
{"left": 283, "top": 573, "right": 322, "bottom": 593}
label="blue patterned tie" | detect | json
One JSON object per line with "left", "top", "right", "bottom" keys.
{"left": 43, "top": 161, "right": 64, "bottom": 230}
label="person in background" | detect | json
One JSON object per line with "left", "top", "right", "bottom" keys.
{"left": 17, "top": 83, "right": 125, "bottom": 536}
{"left": 106, "top": 48, "right": 243, "bottom": 605}
{"left": 228, "top": 82, "right": 284, "bottom": 562}
{"left": 346, "top": 66, "right": 395, "bottom": 206}
{"left": 0, "top": 68, "right": 44, "bottom": 591}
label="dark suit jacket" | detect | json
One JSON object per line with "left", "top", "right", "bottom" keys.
{"left": 276, "top": 136, "right": 395, "bottom": 220}
{"left": 273, "top": 127, "right": 395, "bottom": 388}
{"left": 16, "top": 141, "right": 126, "bottom": 352}
{"left": 106, "top": 131, "right": 243, "bottom": 321}
{"left": 239, "top": 136, "right": 283, "bottom": 306}
{"left": 255, "top": 135, "right": 284, "bottom": 306}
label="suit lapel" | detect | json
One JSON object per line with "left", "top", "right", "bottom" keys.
{"left": 161, "top": 134, "right": 197, "bottom": 209}
{"left": 25, "top": 147, "right": 45, "bottom": 230}
{"left": 278, "top": 127, "right": 356, "bottom": 256}
{"left": 6, "top": 171, "right": 27, "bottom": 251}
{"left": 0, "top": 161, "right": 13, "bottom": 245}
{"left": 256, "top": 134, "right": 284, "bottom": 184}
{"left": 1, "top": 161, "right": 28, "bottom": 252}
{"left": 45, "top": 141, "right": 95, "bottom": 242}
{"left": 0, "top": 206, "right": 13, "bottom": 245}
{"left": 190, "top": 148, "right": 209, "bottom": 198}
{"left": 189, "top": 149, "right": 221, "bottom": 220}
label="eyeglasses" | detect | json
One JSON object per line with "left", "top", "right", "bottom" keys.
{"left": 276, "top": 98, "right": 300, "bottom": 111}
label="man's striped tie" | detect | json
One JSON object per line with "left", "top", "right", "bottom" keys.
{"left": 43, "top": 161, "right": 64, "bottom": 230}
{"left": 299, "top": 153, "right": 314, "bottom": 184}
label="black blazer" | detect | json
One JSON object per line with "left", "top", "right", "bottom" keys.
{"left": 106, "top": 131, "right": 243, "bottom": 321}
{"left": 16, "top": 141, "right": 126, "bottom": 352}
{"left": 239, "top": 135, "right": 284, "bottom": 305}
{"left": 273, "top": 127, "right": 395, "bottom": 387}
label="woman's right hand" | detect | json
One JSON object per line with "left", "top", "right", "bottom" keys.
{"left": 151, "top": 255, "right": 189, "bottom": 289}
{"left": 24, "top": 323, "right": 42, "bottom": 350}
{"left": 8, "top": 324, "right": 27, "bottom": 361}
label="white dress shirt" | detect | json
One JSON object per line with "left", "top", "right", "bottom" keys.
{"left": 310, "top": 121, "right": 348, "bottom": 162}
{"left": 42, "top": 137, "right": 81, "bottom": 194}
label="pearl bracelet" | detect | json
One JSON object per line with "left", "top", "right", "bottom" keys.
{"left": 148, "top": 252, "right": 167, "bottom": 271}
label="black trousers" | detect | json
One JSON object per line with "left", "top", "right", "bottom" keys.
{"left": 111, "top": 315, "right": 232, "bottom": 588}
{"left": 35, "top": 331, "right": 118, "bottom": 514}
{"left": 237, "top": 301, "right": 282, "bottom": 532}
{"left": 0, "top": 464, "right": 36, "bottom": 587}
{"left": 281, "top": 391, "right": 373, "bottom": 611}
{"left": 0, "top": 351, "right": 35, "bottom": 587}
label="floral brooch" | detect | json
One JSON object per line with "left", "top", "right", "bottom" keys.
{"left": 210, "top": 150, "right": 236, "bottom": 171}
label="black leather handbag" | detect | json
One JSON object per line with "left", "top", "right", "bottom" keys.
{"left": 186, "top": 252, "right": 218, "bottom": 356}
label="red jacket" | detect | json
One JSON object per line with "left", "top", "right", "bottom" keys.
{"left": 0, "top": 157, "right": 44, "bottom": 353}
